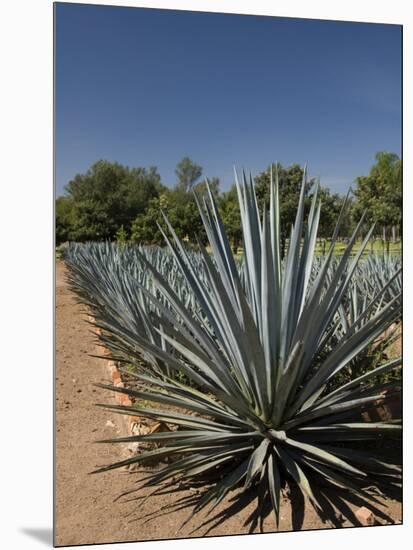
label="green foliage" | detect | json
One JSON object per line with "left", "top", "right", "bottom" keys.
{"left": 67, "top": 165, "right": 401, "bottom": 530}
{"left": 115, "top": 224, "right": 128, "bottom": 246}
{"left": 61, "top": 160, "right": 164, "bottom": 241}
{"left": 56, "top": 196, "right": 75, "bottom": 244}
{"left": 353, "top": 152, "right": 402, "bottom": 243}
{"left": 130, "top": 197, "right": 164, "bottom": 244}
{"left": 56, "top": 152, "right": 401, "bottom": 258}
{"left": 218, "top": 184, "right": 242, "bottom": 254}
{"left": 130, "top": 160, "right": 218, "bottom": 245}
{"left": 317, "top": 188, "right": 353, "bottom": 239}
{"left": 131, "top": 188, "right": 208, "bottom": 245}
{"left": 175, "top": 156, "right": 203, "bottom": 192}
{"left": 164, "top": 189, "right": 207, "bottom": 242}
{"left": 255, "top": 163, "right": 316, "bottom": 257}
{"left": 193, "top": 176, "right": 220, "bottom": 197}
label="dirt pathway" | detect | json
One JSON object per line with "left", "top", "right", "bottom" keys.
{"left": 55, "top": 261, "right": 401, "bottom": 546}
{"left": 55, "top": 261, "right": 145, "bottom": 546}
{"left": 56, "top": 260, "right": 261, "bottom": 546}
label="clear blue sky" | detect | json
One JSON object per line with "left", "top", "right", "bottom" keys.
{"left": 55, "top": 3, "right": 401, "bottom": 196}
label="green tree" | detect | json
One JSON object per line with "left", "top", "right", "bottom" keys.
{"left": 193, "top": 176, "right": 220, "bottom": 197}
{"left": 218, "top": 184, "right": 242, "bottom": 254}
{"left": 115, "top": 224, "right": 128, "bottom": 246}
{"left": 353, "top": 152, "right": 402, "bottom": 250}
{"left": 168, "top": 189, "right": 206, "bottom": 242}
{"left": 56, "top": 196, "right": 75, "bottom": 244}
{"left": 312, "top": 188, "right": 353, "bottom": 254}
{"left": 130, "top": 196, "right": 164, "bottom": 244}
{"left": 255, "top": 163, "right": 316, "bottom": 257}
{"left": 63, "top": 160, "right": 164, "bottom": 241}
{"left": 131, "top": 189, "right": 207, "bottom": 245}
{"left": 175, "top": 157, "right": 202, "bottom": 192}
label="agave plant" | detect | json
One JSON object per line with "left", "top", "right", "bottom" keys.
{"left": 326, "top": 254, "right": 402, "bottom": 390}
{"left": 68, "top": 167, "right": 401, "bottom": 531}
{"left": 66, "top": 242, "right": 213, "bottom": 380}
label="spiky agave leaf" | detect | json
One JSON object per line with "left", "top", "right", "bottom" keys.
{"left": 67, "top": 167, "right": 401, "bottom": 531}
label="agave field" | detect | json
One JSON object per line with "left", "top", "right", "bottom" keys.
{"left": 65, "top": 168, "right": 402, "bottom": 532}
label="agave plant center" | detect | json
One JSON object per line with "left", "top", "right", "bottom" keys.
{"left": 265, "top": 429, "right": 287, "bottom": 442}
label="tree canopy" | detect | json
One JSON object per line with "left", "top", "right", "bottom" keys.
{"left": 131, "top": 189, "right": 207, "bottom": 245}
{"left": 56, "top": 153, "right": 401, "bottom": 250}
{"left": 353, "top": 152, "right": 402, "bottom": 241}
{"left": 254, "top": 163, "right": 317, "bottom": 256}
{"left": 57, "top": 160, "right": 163, "bottom": 242}
{"left": 218, "top": 184, "right": 242, "bottom": 254}
{"left": 175, "top": 157, "right": 203, "bottom": 192}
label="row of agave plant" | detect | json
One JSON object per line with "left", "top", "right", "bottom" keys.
{"left": 66, "top": 244, "right": 401, "bottom": 392}
{"left": 66, "top": 246, "right": 401, "bottom": 386}
{"left": 65, "top": 167, "right": 402, "bottom": 531}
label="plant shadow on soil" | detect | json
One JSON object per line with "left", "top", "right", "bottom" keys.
{"left": 119, "top": 446, "right": 401, "bottom": 537}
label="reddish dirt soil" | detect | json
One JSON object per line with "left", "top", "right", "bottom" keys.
{"left": 55, "top": 261, "right": 402, "bottom": 546}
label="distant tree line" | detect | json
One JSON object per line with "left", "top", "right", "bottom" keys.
{"left": 56, "top": 152, "right": 402, "bottom": 254}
